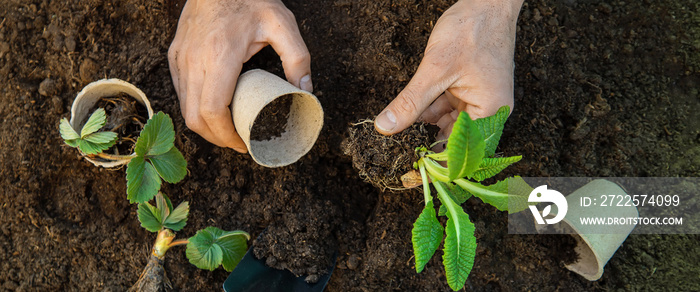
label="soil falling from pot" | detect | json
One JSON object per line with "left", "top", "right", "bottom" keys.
{"left": 89, "top": 93, "right": 148, "bottom": 156}
{"left": 342, "top": 120, "right": 436, "bottom": 189}
{"left": 250, "top": 94, "right": 293, "bottom": 141}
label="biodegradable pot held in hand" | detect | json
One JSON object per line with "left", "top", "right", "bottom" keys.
{"left": 69, "top": 79, "right": 154, "bottom": 168}
{"left": 231, "top": 69, "right": 324, "bottom": 167}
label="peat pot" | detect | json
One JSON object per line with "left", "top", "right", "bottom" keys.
{"left": 535, "top": 179, "right": 638, "bottom": 281}
{"left": 69, "top": 78, "right": 154, "bottom": 168}
{"left": 231, "top": 69, "right": 324, "bottom": 167}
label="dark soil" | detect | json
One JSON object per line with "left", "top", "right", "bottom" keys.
{"left": 342, "top": 121, "right": 435, "bottom": 189}
{"left": 92, "top": 93, "right": 148, "bottom": 156}
{"left": 1, "top": 0, "right": 699, "bottom": 291}
{"left": 250, "top": 94, "right": 292, "bottom": 141}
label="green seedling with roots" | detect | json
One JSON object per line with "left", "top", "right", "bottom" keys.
{"left": 60, "top": 110, "right": 187, "bottom": 204}
{"left": 61, "top": 108, "right": 249, "bottom": 291}
{"left": 411, "top": 106, "right": 533, "bottom": 291}
{"left": 131, "top": 192, "right": 249, "bottom": 291}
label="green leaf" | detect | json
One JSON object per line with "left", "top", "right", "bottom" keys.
{"left": 134, "top": 112, "right": 175, "bottom": 156}
{"left": 186, "top": 227, "right": 249, "bottom": 272}
{"left": 435, "top": 182, "right": 476, "bottom": 291}
{"left": 474, "top": 105, "right": 510, "bottom": 157}
{"left": 78, "top": 139, "right": 112, "bottom": 155}
{"left": 80, "top": 108, "right": 108, "bottom": 138}
{"left": 164, "top": 201, "right": 189, "bottom": 231}
{"left": 412, "top": 201, "right": 444, "bottom": 273}
{"left": 137, "top": 202, "right": 163, "bottom": 232}
{"left": 218, "top": 231, "right": 250, "bottom": 272}
{"left": 126, "top": 156, "right": 162, "bottom": 204}
{"left": 149, "top": 147, "right": 187, "bottom": 184}
{"left": 454, "top": 176, "right": 533, "bottom": 214}
{"left": 158, "top": 192, "right": 175, "bottom": 213}
{"left": 59, "top": 118, "right": 80, "bottom": 141}
{"left": 155, "top": 192, "right": 170, "bottom": 221}
{"left": 447, "top": 111, "right": 485, "bottom": 181}
{"left": 83, "top": 131, "right": 117, "bottom": 144}
{"left": 64, "top": 139, "right": 79, "bottom": 148}
{"left": 470, "top": 156, "right": 522, "bottom": 181}
{"left": 438, "top": 183, "right": 473, "bottom": 216}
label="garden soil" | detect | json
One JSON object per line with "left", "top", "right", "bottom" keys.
{"left": 1, "top": 0, "right": 699, "bottom": 291}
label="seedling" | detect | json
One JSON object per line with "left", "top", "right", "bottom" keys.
{"left": 411, "top": 106, "right": 532, "bottom": 291}
{"left": 60, "top": 110, "right": 187, "bottom": 203}
{"left": 132, "top": 192, "right": 249, "bottom": 291}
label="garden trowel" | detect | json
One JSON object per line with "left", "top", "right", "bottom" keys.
{"left": 223, "top": 245, "right": 336, "bottom": 292}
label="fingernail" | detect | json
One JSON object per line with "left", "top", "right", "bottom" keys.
{"left": 300, "top": 75, "right": 313, "bottom": 92}
{"left": 375, "top": 109, "right": 397, "bottom": 132}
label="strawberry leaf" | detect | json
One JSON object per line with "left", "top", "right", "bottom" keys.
{"left": 164, "top": 201, "right": 189, "bottom": 231}
{"left": 149, "top": 147, "right": 187, "bottom": 184}
{"left": 126, "top": 156, "right": 161, "bottom": 204}
{"left": 59, "top": 118, "right": 80, "bottom": 141}
{"left": 83, "top": 131, "right": 118, "bottom": 145}
{"left": 134, "top": 112, "right": 175, "bottom": 156}
{"left": 80, "top": 108, "right": 108, "bottom": 138}
{"left": 78, "top": 139, "right": 112, "bottom": 155}
{"left": 137, "top": 202, "right": 163, "bottom": 232}
{"left": 186, "top": 227, "right": 250, "bottom": 272}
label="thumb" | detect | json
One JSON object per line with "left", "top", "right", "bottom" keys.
{"left": 375, "top": 58, "right": 451, "bottom": 135}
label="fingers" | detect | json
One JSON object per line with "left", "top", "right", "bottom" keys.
{"left": 419, "top": 91, "right": 462, "bottom": 124}
{"left": 199, "top": 45, "right": 247, "bottom": 152}
{"left": 264, "top": 10, "right": 312, "bottom": 92}
{"left": 375, "top": 56, "right": 453, "bottom": 135}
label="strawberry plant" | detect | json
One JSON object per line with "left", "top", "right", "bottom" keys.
{"left": 411, "top": 106, "right": 532, "bottom": 291}
{"left": 60, "top": 110, "right": 187, "bottom": 204}
{"left": 131, "top": 192, "right": 249, "bottom": 291}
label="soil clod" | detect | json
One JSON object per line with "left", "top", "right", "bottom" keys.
{"left": 342, "top": 120, "right": 435, "bottom": 190}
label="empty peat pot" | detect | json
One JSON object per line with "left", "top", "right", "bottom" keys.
{"left": 535, "top": 179, "right": 638, "bottom": 281}
{"left": 231, "top": 69, "right": 324, "bottom": 167}
{"left": 69, "top": 78, "right": 154, "bottom": 168}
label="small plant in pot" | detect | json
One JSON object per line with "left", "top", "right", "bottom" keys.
{"left": 59, "top": 88, "right": 250, "bottom": 291}
{"left": 60, "top": 109, "right": 186, "bottom": 203}
{"left": 345, "top": 106, "right": 532, "bottom": 291}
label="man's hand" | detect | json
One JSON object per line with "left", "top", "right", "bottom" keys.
{"left": 375, "top": 0, "right": 523, "bottom": 140}
{"left": 169, "top": 0, "right": 312, "bottom": 152}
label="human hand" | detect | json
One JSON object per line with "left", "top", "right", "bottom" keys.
{"left": 375, "top": 0, "right": 523, "bottom": 140}
{"left": 169, "top": 0, "right": 312, "bottom": 152}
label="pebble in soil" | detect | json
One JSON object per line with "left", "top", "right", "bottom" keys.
{"left": 342, "top": 120, "right": 436, "bottom": 190}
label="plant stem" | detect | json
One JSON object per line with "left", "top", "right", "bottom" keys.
{"left": 168, "top": 239, "right": 189, "bottom": 248}
{"left": 421, "top": 158, "right": 451, "bottom": 182}
{"left": 432, "top": 178, "right": 459, "bottom": 217}
{"left": 95, "top": 152, "right": 134, "bottom": 161}
{"left": 418, "top": 161, "right": 431, "bottom": 205}
{"left": 152, "top": 229, "right": 176, "bottom": 259}
{"left": 453, "top": 178, "right": 495, "bottom": 198}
